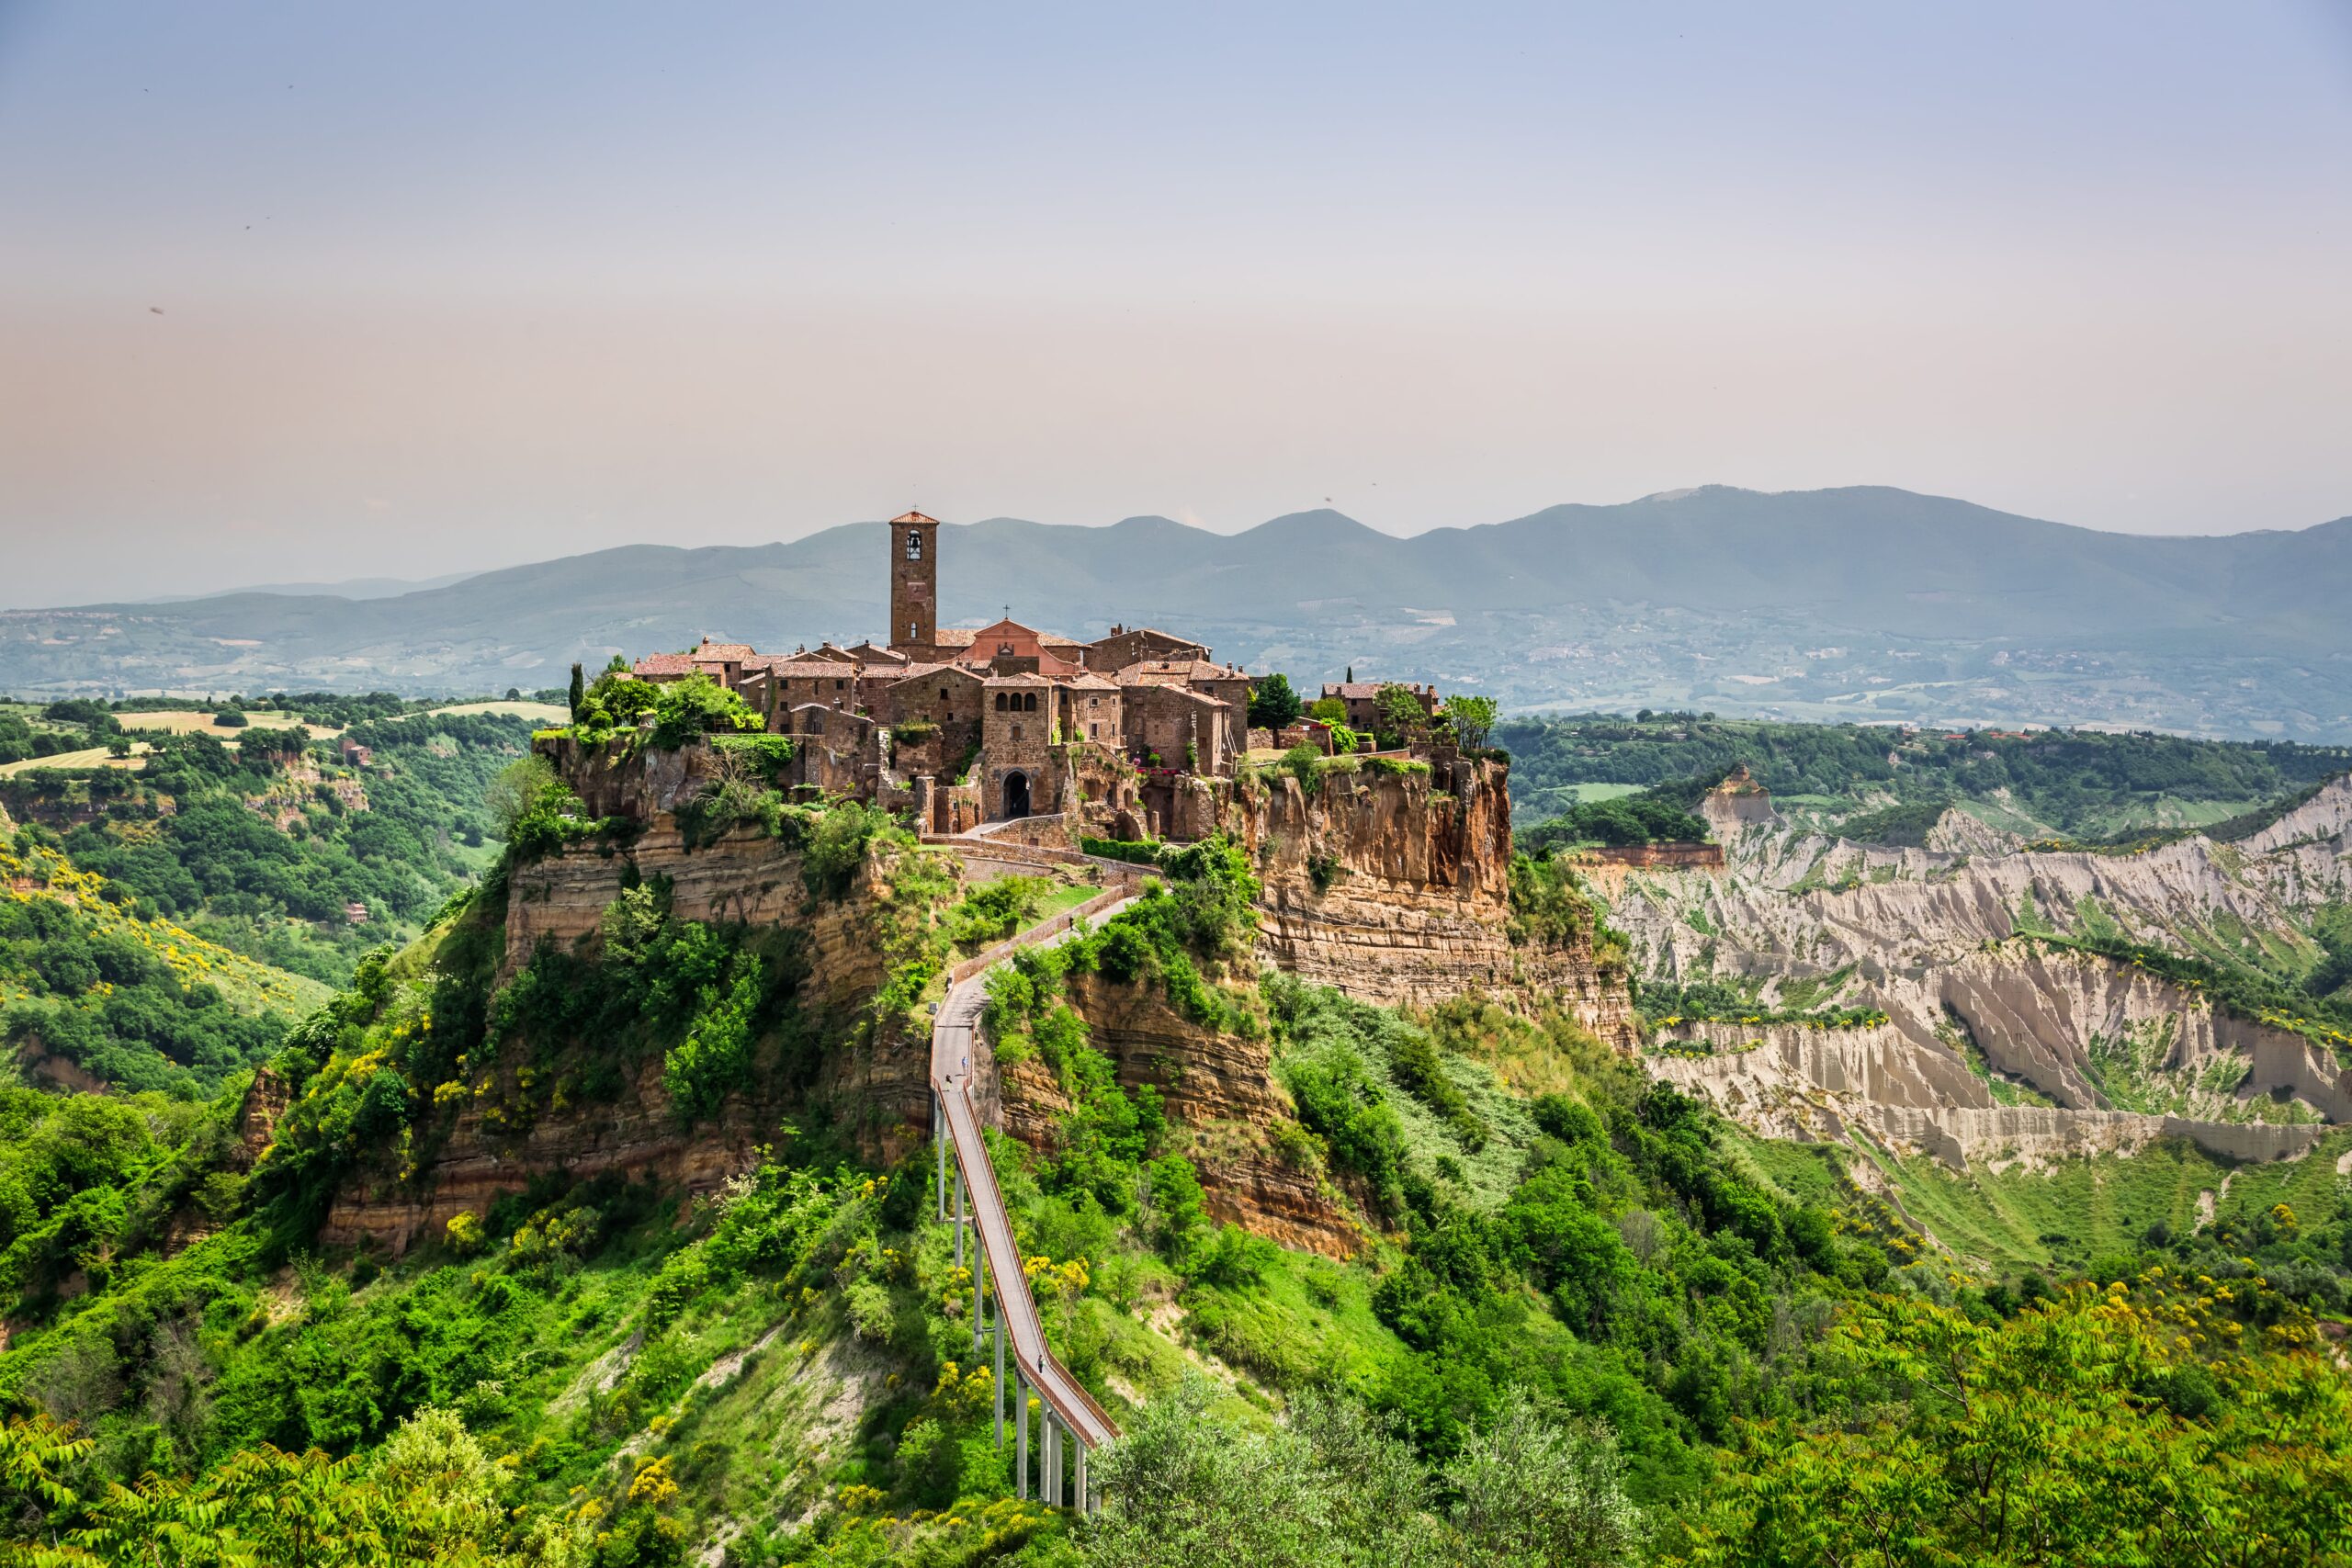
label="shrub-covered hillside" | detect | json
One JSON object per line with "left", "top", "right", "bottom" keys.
{"left": 0, "top": 740, "right": 2348, "bottom": 1562}
{"left": 0, "top": 821, "right": 324, "bottom": 1096}
{"left": 1, "top": 712, "right": 533, "bottom": 985}
{"left": 1499, "top": 713, "right": 2352, "bottom": 838}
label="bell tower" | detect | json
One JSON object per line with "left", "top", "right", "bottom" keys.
{"left": 888, "top": 510, "right": 941, "bottom": 653}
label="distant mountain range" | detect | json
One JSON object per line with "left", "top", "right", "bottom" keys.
{"left": 134, "top": 570, "right": 481, "bottom": 604}
{"left": 6, "top": 486, "right": 2348, "bottom": 738}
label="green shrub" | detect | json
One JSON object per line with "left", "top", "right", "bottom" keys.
{"left": 1081, "top": 837, "right": 1163, "bottom": 867}
{"left": 711, "top": 731, "right": 794, "bottom": 784}
{"left": 1359, "top": 756, "right": 1429, "bottom": 777}
{"left": 1507, "top": 852, "right": 1596, "bottom": 948}
{"left": 943, "top": 875, "right": 1048, "bottom": 952}
{"left": 649, "top": 672, "right": 763, "bottom": 750}
{"left": 803, "top": 799, "right": 902, "bottom": 898}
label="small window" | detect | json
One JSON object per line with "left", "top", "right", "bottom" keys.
{"left": 1089, "top": 723, "right": 1099, "bottom": 739}
{"left": 835, "top": 679, "right": 845, "bottom": 691}
{"left": 994, "top": 693, "right": 1008, "bottom": 711}
{"left": 906, "top": 532, "right": 922, "bottom": 560}
{"left": 1012, "top": 724, "right": 1023, "bottom": 742}
{"left": 938, "top": 687, "right": 947, "bottom": 701}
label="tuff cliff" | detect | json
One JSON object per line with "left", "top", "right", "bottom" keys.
{"left": 292, "top": 739, "right": 1634, "bottom": 1257}
{"left": 984, "top": 971, "right": 1362, "bottom": 1257}
{"left": 1208, "top": 759, "right": 1637, "bottom": 1047}
{"left": 308, "top": 823, "right": 943, "bottom": 1255}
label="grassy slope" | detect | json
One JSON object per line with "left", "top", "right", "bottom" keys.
{"left": 1737, "top": 1123, "right": 2352, "bottom": 1278}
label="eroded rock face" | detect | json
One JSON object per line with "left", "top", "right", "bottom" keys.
{"left": 1649, "top": 1017, "right": 2331, "bottom": 1170}
{"left": 1216, "top": 762, "right": 1637, "bottom": 1047}
{"left": 503, "top": 828, "right": 887, "bottom": 1007}
{"left": 1614, "top": 776, "right": 2352, "bottom": 1168}
{"left": 316, "top": 741, "right": 1636, "bottom": 1256}
{"left": 318, "top": 829, "right": 933, "bottom": 1255}
{"left": 321, "top": 1054, "right": 780, "bottom": 1254}
{"left": 978, "top": 969, "right": 1362, "bottom": 1257}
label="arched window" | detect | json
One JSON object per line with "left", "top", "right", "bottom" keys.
{"left": 1023, "top": 692, "right": 1037, "bottom": 712}
{"left": 905, "top": 531, "right": 922, "bottom": 561}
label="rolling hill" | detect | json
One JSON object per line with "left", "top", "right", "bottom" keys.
{"left": 6, "top": 486, "right": 2348, "bottom": 737}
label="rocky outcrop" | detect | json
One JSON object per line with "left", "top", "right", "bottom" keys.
{"left": 321, "top": 1052, "right": 789, "bottom": 1255}
{"left": 1572, "top": 842, "right": 1724, "bottom": 897}
{"left": 503, "top": 828, "right": 887, "bottom": 1007}
{"left": 234, "top": 1066, "right": 293, "bottom": 1169}
{"left": 320, "top": 826, "right": 947, "bottom": 1254}
{"left": 533, "top": 732, "right": 724, "bottom": 821}
{"left": 980, "top": 968, "right": 1362, "bottom": 1257}
{"left": 1215, "top": 761, "right": 1636, "bottom": 1046}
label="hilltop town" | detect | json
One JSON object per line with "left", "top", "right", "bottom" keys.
{"left": 623, "top": 510, "right": 1452, "bottom": 842}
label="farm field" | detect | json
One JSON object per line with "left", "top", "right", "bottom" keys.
{"left": 0, "top": 747, "right": 140, "bottom": 778}
{"left": 114, "top": 710, "right": 341, "bottom": 739}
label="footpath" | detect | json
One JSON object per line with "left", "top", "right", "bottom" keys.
{"left": 928, "top": 846, "right": 1138, "bottom": 1511}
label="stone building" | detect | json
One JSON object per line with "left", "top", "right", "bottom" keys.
{"left": 981, "top": 672, "right": 1058, "bottom": 819}
{"left": 1120, "top": 659, "right": 1251, "bottom": 758}
{"left": 888, "top": 511, "right": 942, "bottom": 654}
{"left": 744, "top": 658, "right": 861, "bottom": 727}
{"left": 964, "top": 616, "right": 1084, "bottom": 677}
{"left": 874, "top": 662, "right": 987, "bottom": 762}
{"left": 1124, "top": 682, "right": 1230, "bottom": 775}
{"left": 1065, "top": 673, "right": 1123, "bottom": 746}
{"left": 1088, "top": 625, "right": 1209, "bottom": 672}
{"left": 634, "top": 637, "right": 757, "bottom": 687}
{"left": 779, "top": 704, "right": 880, "bottom": 795}
{"left": 1321, "top": 681, "right": 1440, "bottom": 737}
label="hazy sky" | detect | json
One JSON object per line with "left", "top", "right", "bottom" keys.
{"left": 4, "top": 1, "right": 2350, "bottom": 606}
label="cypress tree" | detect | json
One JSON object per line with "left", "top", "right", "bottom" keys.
{"left": 568, "top": 661, "right": 585, "bottom": 719}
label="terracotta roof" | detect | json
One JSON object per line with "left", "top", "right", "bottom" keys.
{"left": 888, "top": 662, "right": 981, "bottom": 684}
{"left": 890, "top": 510, "right": 941, "bottom": 525}
{"left": 633, "top": 652, "right": 698, "bottom": 676}
{"left": 983, "top": 671, "right": 1054, "bottom": 687}
{"left": 1089, "top": 626, "right": 1203, "bottom": 648}
{"left": 969, "top": 616, "right": 1044, "bottom": 639}
{"left": 1124, "top": 659, "right": 1246, "bottom": 683}
{"left": 1324, "top": 682, "right": 1427, "bottom": 700}
{"left": 1065, "top": 673, "right": 1121, "bottom": 691}
{"left": 805, "top": 644, "right": 861, "bottom": 663}
{"left": 754, "top": 660, "right": 863, "bottom": 679}
{"left": 843, "top": 641, "right": 908, "bottom": 664}
{"left": 932, "top": 628, "right": 982, "bottom": 648}
{"left": 695, "top": 640, "right": 757, "bottom": 660}
{"left": 1129, "top": 682, "right": 1222, "bottom": 706}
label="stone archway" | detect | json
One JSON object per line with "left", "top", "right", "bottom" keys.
{"left": 1002, "top": 771, "right": 1032, "bottom": 820}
